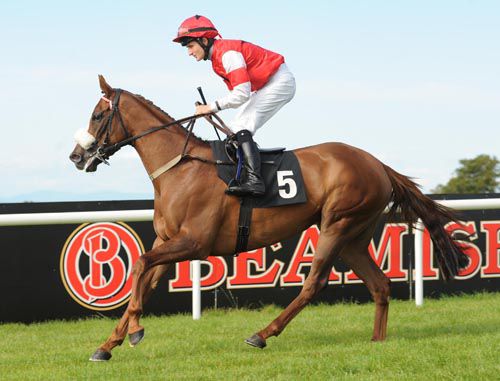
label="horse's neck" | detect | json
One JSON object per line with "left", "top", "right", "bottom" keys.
{"left": 132, "top": 122, "right": 183, "bottom": 173}
{"left": 122, "top": 95, "right": 212, "bottom": 187}
{"left": 130, "top": 114, "right": 208, "bottom": 185}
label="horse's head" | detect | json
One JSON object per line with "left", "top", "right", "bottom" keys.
{"left": 69, "top": 75, "right": 131, "bottom": 172}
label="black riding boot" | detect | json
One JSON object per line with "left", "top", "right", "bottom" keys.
{"left": 226, "top": 130, "right": 266, "bottom": 197}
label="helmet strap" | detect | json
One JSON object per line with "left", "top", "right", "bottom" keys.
{"left": 197, "top": 38, "right": 214, "bottom": 60}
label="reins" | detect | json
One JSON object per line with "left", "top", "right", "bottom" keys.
{"left": 101, "top": 112, "right": 210, "bottom": 156}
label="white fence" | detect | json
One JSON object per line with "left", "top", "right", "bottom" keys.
{"left": 1, "top": 198, "right": 500, "bottom": 317}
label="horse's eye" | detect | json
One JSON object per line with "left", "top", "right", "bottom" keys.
{"left": 92, "top": 112, "right": 103, "bottom": 121}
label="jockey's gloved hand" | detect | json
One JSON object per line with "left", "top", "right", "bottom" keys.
{"left": 195, "top": 104, "right": 213, "bottom": 115}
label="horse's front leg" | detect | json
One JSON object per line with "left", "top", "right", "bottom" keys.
{"left": 127, "top": 237, "right": 169, "bottom": 346}
{"left": 126, "top": 263, "right": 169, "bottom": 346}
{"left": 90, "top": 234, "right": 206, "bottom": 361}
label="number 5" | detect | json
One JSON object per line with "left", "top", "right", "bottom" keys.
{"left": 277, "top": 170, "right": 297, "bottom": 199}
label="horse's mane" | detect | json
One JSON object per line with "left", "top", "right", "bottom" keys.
{"left": 132, "top": 92, "right": 210, "bottom": 145}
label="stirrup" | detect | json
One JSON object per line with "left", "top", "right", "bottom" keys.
{"left": 225, "top": 178, "right": 241, "bottom": 195}
{"left": 226, "top": 181, "right": 265, "bottom": 197}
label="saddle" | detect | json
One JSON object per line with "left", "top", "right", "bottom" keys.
{"left": 224, "top": 134, "right": 285, "bottom": 159}
{"left": 210, "top": 138, "right": 307, "bottom": 208}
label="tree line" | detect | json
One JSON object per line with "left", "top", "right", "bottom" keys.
{"left": 432, "top": 154, "right": 499, "bottom": 194}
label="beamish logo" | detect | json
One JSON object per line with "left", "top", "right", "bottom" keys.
{"left": 60, "top": 222, "right": 144, "bottom": 311}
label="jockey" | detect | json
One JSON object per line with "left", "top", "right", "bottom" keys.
{"left": 173, "top": 15, "right": 296, "bottom": 197}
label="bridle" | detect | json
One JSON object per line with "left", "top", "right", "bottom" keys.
{"left": 91, "top": 89, "right": 130, "bottom": 164}
{"left": 90, "top": 89, "right": 231, "bottom": 165}
{"left": 88, "top": 88, "right": 233, "bottom": 178}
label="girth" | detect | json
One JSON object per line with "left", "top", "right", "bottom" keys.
{"left": 235, "top": 199, "right": 253, "bottom": 254}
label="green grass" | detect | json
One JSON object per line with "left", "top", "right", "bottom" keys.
{"left": 1, "top": 292, "right": 500, "bottom": 380}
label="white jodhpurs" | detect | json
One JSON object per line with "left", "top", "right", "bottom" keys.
{"left": 228, "top": 63, "right": 296, "bottom": 135}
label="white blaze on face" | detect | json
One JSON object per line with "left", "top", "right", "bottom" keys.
{"left": 74, "top": 128, "right": 96, "bottom": 150}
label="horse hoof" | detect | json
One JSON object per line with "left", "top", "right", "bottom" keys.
{"left": 129, "top": 328, "right": 145, "bottom": 347}
{"left": 89, "top": 349, "right": 112, "bottom": 362}
{"left": 244, "top": 333, "right": 266, "bottom": 349}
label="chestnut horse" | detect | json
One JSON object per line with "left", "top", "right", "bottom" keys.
{"left": 70, "top": 76, "right": 466, "bottom": 361}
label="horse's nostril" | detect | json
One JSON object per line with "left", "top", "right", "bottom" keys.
{"left": 70, "top": 153, "right": 82, "bottom": 163}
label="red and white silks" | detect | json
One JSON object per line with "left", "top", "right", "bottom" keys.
{"left": 208, "top": 39, "right": 296, "bottom": 135}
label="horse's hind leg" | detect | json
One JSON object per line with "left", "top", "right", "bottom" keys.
{"left": 340, "top": 229, "right": 391, "bottom": 341}
{"left": 246, "top": 219, "right": 351, "bottom": 348}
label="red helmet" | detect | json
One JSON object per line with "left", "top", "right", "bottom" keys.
{"left": 173, "top": 15, "right": 220, "bottom": 44}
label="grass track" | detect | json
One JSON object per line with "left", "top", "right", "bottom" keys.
{"left": 1, "top": 292, "right": 500, "bottom": 380}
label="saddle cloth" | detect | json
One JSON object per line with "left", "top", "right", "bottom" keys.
{"left": 209, "top": 140, "right": 307, "bottom": 208}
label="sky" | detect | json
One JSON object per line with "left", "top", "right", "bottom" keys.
{"left": 0, "top": 0, "right": 499, "bottom": 202}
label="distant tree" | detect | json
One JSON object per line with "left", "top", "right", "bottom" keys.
{"left": 432, "top": 154, "right": 500, "bottom": 194}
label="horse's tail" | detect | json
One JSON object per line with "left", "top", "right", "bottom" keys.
{"left": 383, "top": 164, "right": 468, "bottom": 280}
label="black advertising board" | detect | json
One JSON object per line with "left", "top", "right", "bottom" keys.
{"left": 1, "top": 195, "right": 499, "bottom": 323}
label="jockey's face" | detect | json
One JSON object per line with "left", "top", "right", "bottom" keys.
{"left": 186, "top": 38, "right": 207, "bottom": 62}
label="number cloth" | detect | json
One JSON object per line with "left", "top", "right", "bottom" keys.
{"left": 209, "top": 139, "right": 307, "bottom": 207}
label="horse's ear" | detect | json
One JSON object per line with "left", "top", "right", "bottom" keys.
{"left": 98, "top": 74, "right": 113, "bottom": 97}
